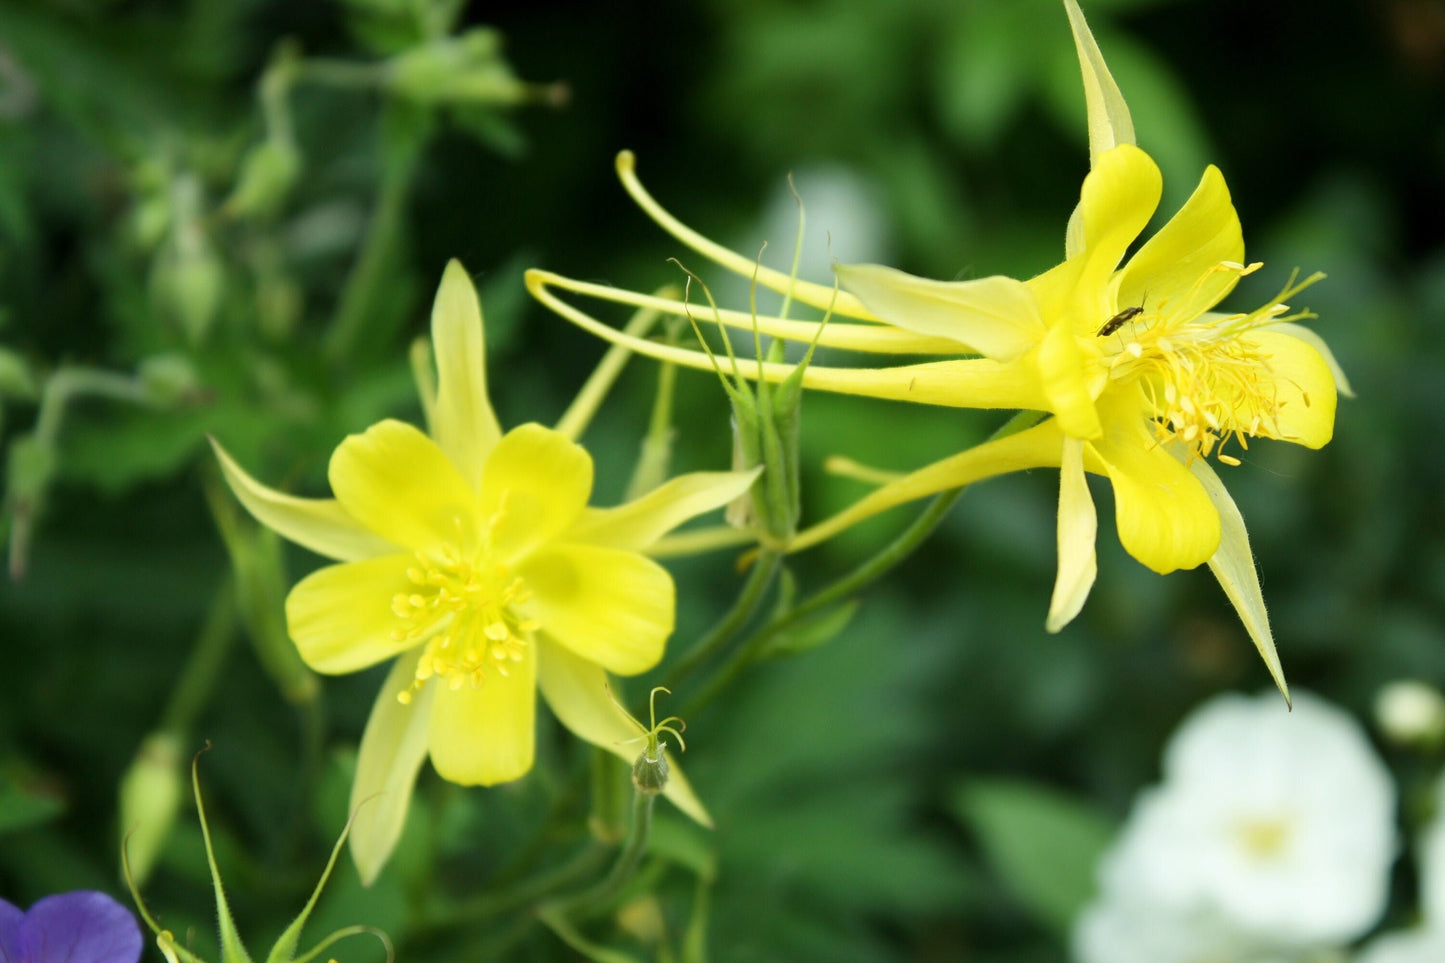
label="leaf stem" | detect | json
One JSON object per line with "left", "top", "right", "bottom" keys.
{"left": 664, "top": 549, "right": 781, "bottom": 692}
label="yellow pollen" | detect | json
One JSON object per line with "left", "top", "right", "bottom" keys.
{"left": 1234, "top": 815, "right": 1293, "bottom": 862}
{"left": 389, "top": 522, "right": 539, "bottom": 705}
{"left": 1102, "top": 262, "right": 1323, "bottom": 464}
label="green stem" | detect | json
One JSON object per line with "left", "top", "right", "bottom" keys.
{"left": 35, "top": 366, "right": 151, "bottom": 445}
{"left": 549, "top": 789, "right": 655, "bottom": 921}
{"left": 160, "top": 579, "right": 239, "bottom": 735}
{"left": 684, "top": 410, "right": 1046, "bottom": 716}
{"left": 663, "top": 550, "right": 781, "bottom": 692}
{"left": 322, "top": 137, "right": 422, "bottom": 362}
{"left": 414, "top": 842, "right": 609, "bottom": 934}
{"left": 295, "top": 58, "right": 389, "bottom": 90}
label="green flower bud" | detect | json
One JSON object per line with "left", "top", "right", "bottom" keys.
{"left": 388, "top": 29, "right": 545, "bottom": 106}
{"left": 129, "top": 195, "right": 173, "bottom": 251}
{"left": 118, "top": 732, "right": 184, "bottom": 886}
{"left": 631, "top": 746, "right": 669, "bottom": 796}
{"left": 138, "top": 354, "right": 202, "bottom": 407}
{"left": 225, "top": 139, "right": 300, "bottom": 220}
{"left": 153, "top": 241, "right": 224, "bottom": 346}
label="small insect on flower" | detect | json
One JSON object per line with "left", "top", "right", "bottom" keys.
{"left": 1097, "top": 305, "right": 1144, "bottom": 337}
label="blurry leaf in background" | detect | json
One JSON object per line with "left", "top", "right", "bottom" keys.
{"left": 953, "top": 777, "right": 1115, "bottom": 935}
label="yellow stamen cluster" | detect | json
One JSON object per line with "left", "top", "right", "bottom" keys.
{"left": 1234, "top": 814, "right": 1294, "bottom": 862}
{"left": 1104, "top": 263, "right": 1321, "bottom": 465}
{"left": 390, "top": 540, "right": 539, "bottom": 704}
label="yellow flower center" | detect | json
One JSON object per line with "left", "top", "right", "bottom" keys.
{"left": 1100, "top": 262, "right": 1320, "bottom": 464}
{"left": 389, "top": 507, "right": 540, "bottom": 703}
{"left": 1233, "top": 813, "right": 1294, "bottom": 862}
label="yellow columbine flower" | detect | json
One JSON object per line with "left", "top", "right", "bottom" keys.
{"left": 524, "top": 0, "right": 1353, "bottom": 700}
{"left": 212, "top": 261, "right": 757, "bottom": 883}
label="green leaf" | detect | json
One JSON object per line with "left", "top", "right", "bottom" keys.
{"left": 648, "top": 812, "right": 717, "bottom": 882}
{"left": 952, "top": 778, "right": 1115, "bottom": 934}
{"left": 756, "top": 600, "right": 860, "bottom": 660}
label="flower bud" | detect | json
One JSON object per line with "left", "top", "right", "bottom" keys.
{"left": 138, "top": 354, "right": 202, "bottom": 407}
{"left": 389, "top": 30, "right": 528, "bottom": 106}
{"left": 152, "top": 241, "right": 224, "bottom": 345}
{"left": 631, "top": 745, "right": 669, "bottom": 796}
{"left": 1376, "top": 680, "right": 1445, "bottom": 748}
{"left": 225, "top": 139, "right": 300, "bottom": 220}
{"left": 118, "top": 732, "right": 185, "bottom": 886}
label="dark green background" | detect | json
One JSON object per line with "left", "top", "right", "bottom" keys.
{"left": 1, "top": 0, "right": 1441, "bottom": 959}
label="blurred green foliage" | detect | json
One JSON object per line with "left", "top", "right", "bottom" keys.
{"left": 1, "top": 0, "right": 1443, "bottom": 959}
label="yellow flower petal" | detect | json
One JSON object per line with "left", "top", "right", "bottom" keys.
{"left": 349, "top": 650, "right": 435, "bottom": 886}
{"left": 565, "top": 469, "right": 762, "bottom": 552}
{"left": 616, "top": 150, "right": 878, "bottom": 322}
{"left": 285, "top": 555, "right": 418, "bottom": 674}
{"left": 329, "top": 419, "right": 480, "bottom": 554}
{"left": 479, "top": 424, "right": 594, "bottom": 562}
{"left": 527, "top": 268, "right": 1046, "bottom": 409}
{"left": 431, "top": 260, "right": 502, "bottom": 489}
{"left": 1088, "top": 417, "right": 1220, "bottom": 574}
{"left": 535, "top": 638, "right": 711, "bottom": 827}
{"left": 1038, "top": 321, "right": 1103, "bottom": 438}
{"left": 517, "top": 544, "right": 674, "bottom": 676}
{"left": 427, "top": 642, "right": 537, "bottom": 786}
{"left": 1063, "top": 0, "right": 1135, "bottom": 165}
{"left": 1115, "top": 165, "right": 1244, "bottom": 322}
{"left": 834, "top": 264, "right": 1045, "bottom": 362}
{"left": 789, "top": 419, "right": 1066, "bottom": 552}
{"left": 529, "top": 270, "right": 963, "bottom": 356}
{"left": 1186, "top": 456, "right": 1289, "bottom": 703}
{"left": 1265, "top": 321, "right": 1354, "bottom": 398}
{"left": 1072, "top": 145, "right": 1161, "bottom": 318}
{"left": 1236, "top": 329, "right": 1337, "bottom": 449}
{"left": 1047, "top": 437, "right": 1098, "bottom": 633}
{"left": 210, "top": 438, "right": 395, "bottom": 562}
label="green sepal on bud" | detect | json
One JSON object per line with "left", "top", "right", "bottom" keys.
{"left": 631, "top": 746, "right": 670, "bottom": 796}
{"left": 125, "top": 747, "right": 393, "bottom": 963}
{"left": 224, "top": 140, "right": 300, "bottom": 221}
{"left": 388, "top": 29, "right": 564, "bottom": 107}
{"left": 675, "top": 259, "right": 832, "bottom": 544}
{"left": 138, "top": 354, "right": 204, "bottom": 407}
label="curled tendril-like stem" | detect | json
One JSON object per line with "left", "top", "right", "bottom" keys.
{"left": 608, "top": 684, "right": 688, "bottom": 756}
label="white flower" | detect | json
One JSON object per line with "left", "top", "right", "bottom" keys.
{"left": 1074, "top": 899, "right": 1285, "bottom": 963}
{"left": 1074, "top": 690, "right": 1397, "bottom": 962}
{"left": 1355, "top": 766, "right": 1445, "bottom": 961}
{"left": 1419, "top": 768, "right": 1445, "bottom": 924}
{"left": 1354, "top": 930, "right": 1445, "bottom": 963}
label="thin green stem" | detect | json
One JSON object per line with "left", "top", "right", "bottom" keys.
{"left": 295, "top": 58, "right": 389, "bottom": 90}
{"left": 322, "top": 139, "right": 423, "bottom": 362}
{"left": 414, "top": 841, "right": 609, "bottom": 934}
{"left": 548, "top": 789, "right": 655, "bottom": 920}
{"left": 684, "top": 410, "right": 1046, "bottom": 716}
{"left": 160, "top": 579, "right": 239, "bottom": 735}
{"left": 663, "top": 550, "right": 781, "bottom": 692}
{"left": 35, "top": 366, "right": 151, "bottom": 444}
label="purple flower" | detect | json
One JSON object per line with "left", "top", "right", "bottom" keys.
{"left": 0, "top": 892, "right": 142, "bottom": 963}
